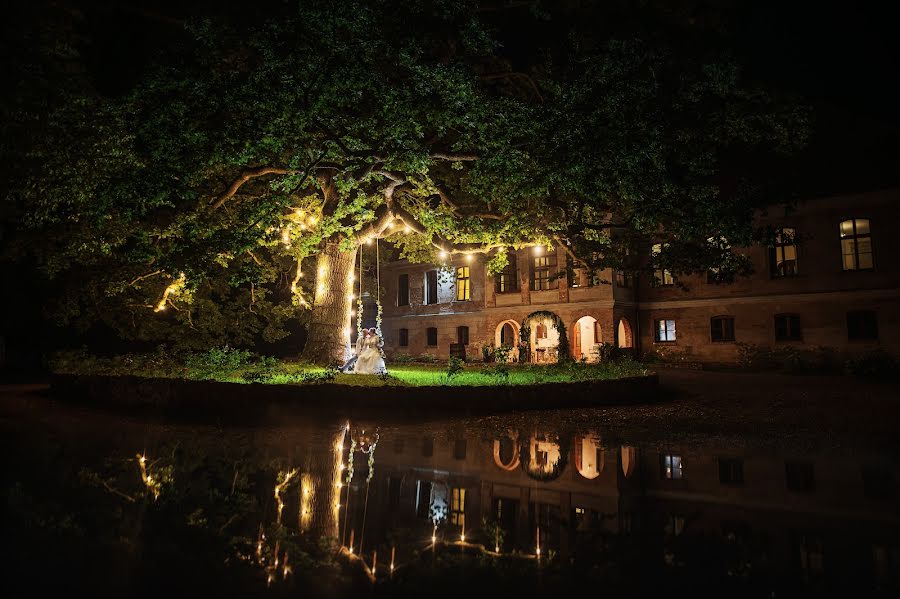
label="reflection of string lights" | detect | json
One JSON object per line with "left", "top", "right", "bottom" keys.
{"left": 136, "top": 454, "right": 161, "bottom": 500}
{"left": 274, "top": 469, "right": 298, "bottom": 525}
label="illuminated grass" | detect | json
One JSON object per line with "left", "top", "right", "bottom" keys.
{"left": 52, "top": 350, "right": 649, "bottom": 386}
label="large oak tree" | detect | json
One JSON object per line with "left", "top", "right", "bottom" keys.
{"left": 9, "top": 0, "right": 807, "bottom": 363}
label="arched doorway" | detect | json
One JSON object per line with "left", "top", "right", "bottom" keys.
{"left": 521, "top": 311, "right": 567, "bottom": 363}
{"left": 572, "top": 316, "right": 600, "bottom": 361}
{"left": 617, "top": 317, "right": 634, "bottom": 349}
{"left": 494, "top": 320, "right": 520, "bottom": 362}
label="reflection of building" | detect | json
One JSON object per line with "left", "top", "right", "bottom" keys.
{"left": 381, "top": 189, "right": 900, "bottom": 363}
{"left": 341, "top": 426, "right": 900, "bottom": 594}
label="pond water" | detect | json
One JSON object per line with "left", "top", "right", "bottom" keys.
{"left": 1, "top": 386, "right": 898, "bottom": 598}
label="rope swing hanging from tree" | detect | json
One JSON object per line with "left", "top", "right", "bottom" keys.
{"left": 355, "top": 238, "right": 384, "bottom": 341}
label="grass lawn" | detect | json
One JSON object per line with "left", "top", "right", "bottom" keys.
{"left": 51, "top": 349, "right": 650, "bottom": 387}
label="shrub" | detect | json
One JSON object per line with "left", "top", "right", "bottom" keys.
{"left": 416, "top": 353, "right": 440, "bottom": 364}
{"left": 446, "top": 355, "right": 465, "bottom": 378}
{"left": 391, "top": 353, "right": 416, "bottom": 364}
{"left": 844, "top": 349, "right": 897, "bottom": 378}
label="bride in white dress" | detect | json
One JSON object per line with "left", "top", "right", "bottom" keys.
{"left": 354, "top": 327, "right": 386, "bottom": 374}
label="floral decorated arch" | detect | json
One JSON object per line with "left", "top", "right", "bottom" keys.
{"left": 519, "top": 310, "right": 570, "bottom": 363}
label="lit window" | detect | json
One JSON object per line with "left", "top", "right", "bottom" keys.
{"left": 710, "top": 316, "right": 735, "bottom": 342}
{"left": 426, "top": 327, "right": 438, "bottom": 346}
{"left": 425, "top": 270, "right": 438, "bottom": 305}
{"left": 840, "top": 219, "right": 873, "bottom": 270}
{"left": 450, "top": 487, "right": 466, "bottom": 527}
{"left": 536, "top": 323, "right": 547, "bottom": 339}
{"left": 495, "top": 252, "right": 518, "bottom": 293}
{"left": 774, "top": 314, "right": 802, "bottom": 341}
{"left": 531, "top": 254, "right": 557, "bottom": 290}
{"left": 661, "top": 455, "right": 683, "bottom": 480}
{"left": 770, "top": 227, "right": 799, "bottom": 277}
{"left": 652, "top": 243, "right": 674, "bottom": 286}
{"left": 666, "top": 515, "right": 685, "bottom": 536}
{"left": 847, "top": 310, "right": 878, "bottom": 340}
{"left": 455, "top": 266, "right": 470, "bottom": 301}
{"left": 399, "top": 328, "right": 409, "bottom": 347}
{"left": 655, "top": 319, "right": 676, "bottom": 342}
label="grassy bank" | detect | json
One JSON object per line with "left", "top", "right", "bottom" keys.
{"left": 50, "top": 348, "right": 650, "bottom": 387}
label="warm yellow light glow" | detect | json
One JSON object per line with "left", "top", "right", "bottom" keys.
{"left": 533, "top": 245, "right": 543, "bottom": 255}
{"left": 439, "top": 250, "right": 448, "bottom": 259}
{"left": 366, "top": 237, "right": 373, "bottom": 245}
{"left": 460, "top": 533, "right": 466, "bottom": 542}
{"left": 308, "top": 216, "right": 317, "bottom": 225}
{"left": 296, "top": 209, "right": 305, "bottom": 218}
{"left": 404, "top": 225, "right": 411, "bottom": 233}
{"left": 465, "top": 254, "right": 473, "bottom": 263}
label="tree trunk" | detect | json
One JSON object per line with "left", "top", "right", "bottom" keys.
{"left": 301, "top": 241, "right": 358, "bottom": 365}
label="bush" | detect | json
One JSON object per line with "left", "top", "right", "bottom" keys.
{"left": 736, "top": 343, "right": 841, "bottom": 373}
{"left": 416, "top": 353, "right": 440, "bottom": 364}
{"left": 446, "top": 356, "right": 465, "bottom": 378}
{"left": 185, "top": 346, "right": 257, "bottom": 379}
{"left": 391, "top": 353, "right": 416, "bottom": 364}
{"left": 843, "top": 349, "right": 897, "bottom": 378}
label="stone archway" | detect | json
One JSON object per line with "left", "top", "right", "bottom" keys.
{"left": 617, "top": 317, "right": 634, "bottom": 349}
{"left": 571, "top": 315, "right": 600, "bottom": 361}
{"left": 520, "top": 311, "right": 568, "bottom": 364}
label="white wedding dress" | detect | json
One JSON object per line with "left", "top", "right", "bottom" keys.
{"left": 354, "top": 334, "right": 386, "bottom": 374}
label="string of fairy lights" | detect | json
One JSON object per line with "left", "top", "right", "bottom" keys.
{"left": 148, "top": 200, "right": 555, "bottom": 324}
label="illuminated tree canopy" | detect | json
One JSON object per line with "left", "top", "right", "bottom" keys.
{"left": 7, "top": 0, "right": 808, "bottom": 362}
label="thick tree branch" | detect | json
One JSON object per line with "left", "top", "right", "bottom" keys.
{"left": 209, "top": 166, "right": 298, "bottom": 210}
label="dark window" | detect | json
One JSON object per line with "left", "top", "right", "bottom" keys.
{"left": 422, "top": 436, "right": 434, "bottom": 458}
{"left": 719, "top": 458, "right": 744, "bottom": 485}
{"left": 862, "top": 467, "right": 896, "bottom": 501}
{"left": 770, "top": 227, "right": 799, "bottom": 277}
{"left": 785, "top": 460, "right": 815, "bottom": 493}
{"left": 426, "top": 327, "right": 438, "bottom": 346}
{"left": 847, "top": 310, "right": 878, "bottom": 340}
{"left": 655, "top": 319, "right": 676, "bottom": 342}
{"left": 710, "top": 316, "right": 735, "bottom": 342}
{"left": 425, "top": 270, "right": 438, "bottom": 304}
{"left": 840, "top": 218, "right": 873, "bottom": 270}
{"left": 398, "top": 274, "right": 409, "bottom": 306}
{"left": 495, "top": 253, "right": 519, "bottom": 293}
{"left": 775, "top": 314, "right": 802, "bottom": 341}
{"left": 531, "top": 253, "right": 558, "bottom": 291}
{"left": 660, "top": 454, "right": 683, "bottom": 480}
{"left": 615, "top": 271, "right": 631, "bottom": 288}
{"left": 455, "top": 267, "right": 470, "bottom": 301}
{"left": 399, "top": 328, "right": 409, "bottom": 347}
{"left": 393, "top": 437, "right": 405, "bottom": 454}
{"left": 457, "top": 326, "right": 469, "bottom": 345}
{"left": 500, "top": 323, "right": 515, "bottom": 346}
{"left": 454, "top": 439, "right": 467, "bottom": 460}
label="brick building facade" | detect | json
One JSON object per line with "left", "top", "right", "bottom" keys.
{"left": 380, "top": 188, "right": 900, "bottom": 364}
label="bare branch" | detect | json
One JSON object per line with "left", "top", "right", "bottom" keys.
{"left": 209, "top": 166, "right": 298, "bottom": 210}
{"left": 128, "top": 270, "right": 163, "bottom": 286}
{"left": 430, "top": 152, "right": 478, "bottom": 161}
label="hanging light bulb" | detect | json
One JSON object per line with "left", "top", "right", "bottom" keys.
{"left": 439, "top": 250, "right": 448, "bottom": 259}
{"left": 533, "top": 245, "right": 543, "bottom": 255}
{"left": 465, "top": 254, "right": 473, "bottom": 263}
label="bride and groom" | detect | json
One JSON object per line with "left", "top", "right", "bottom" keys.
{"left": 341, "top": 327, "right": 386, "bottom": 374}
